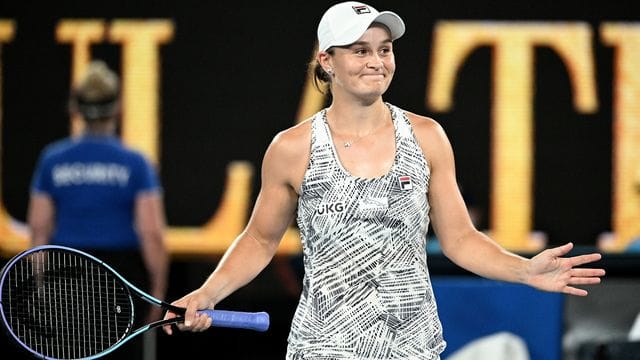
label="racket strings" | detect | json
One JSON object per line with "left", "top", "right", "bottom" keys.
{"left": 1, "top": 250, "right": 134, "bottom": 359}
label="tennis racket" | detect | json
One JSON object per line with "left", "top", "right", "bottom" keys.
{"left": 0, "top": 245, "right": 270, "bottom": 359}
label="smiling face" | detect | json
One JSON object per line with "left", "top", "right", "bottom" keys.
{"left": 318, "top": 23, "right": 396, "bottom": 103}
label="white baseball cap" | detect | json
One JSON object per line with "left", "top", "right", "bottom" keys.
{"left": 317, "top": 1, "right": 406, "bottom": 52}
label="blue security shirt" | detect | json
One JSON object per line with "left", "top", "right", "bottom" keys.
{"left": 30, "top": 135, "right": 161, "bottom": 250}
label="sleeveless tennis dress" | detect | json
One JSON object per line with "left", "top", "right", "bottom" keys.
{"left": 286, "top": 104, "right": 446, "bottom": 359}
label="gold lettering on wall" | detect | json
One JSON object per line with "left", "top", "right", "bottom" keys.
{"left": 167, "top": 162, "right": 252, "bottom": 255}
{"left": 428, "top": 22, "right": 597, "bottom": 251}
{"left": 601, "top": 24, "right": 640, "bottom": 251}
{"left": 0, "top": 20, "right": 638, "bottom": 256}
{"left": 109, "top": 20, "right": 173, "bottom": 166}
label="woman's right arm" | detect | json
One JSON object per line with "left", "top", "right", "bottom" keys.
{"left": 163, "top": 127, "right": 306, "bottom": 333}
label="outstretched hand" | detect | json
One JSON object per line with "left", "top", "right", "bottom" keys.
{"left": 162, "top": 288, "right": 216, "bottom": 335}
{"left": 526, "top": 242, "right": 605, "bottom": 296}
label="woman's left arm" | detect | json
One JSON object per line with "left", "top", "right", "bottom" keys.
{"left": 411, "top": 114, "right": 605, "bottom": 295}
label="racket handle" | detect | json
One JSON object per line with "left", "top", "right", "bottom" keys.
{"left": 199, "top": 310, "right": 270, "bottom": 332}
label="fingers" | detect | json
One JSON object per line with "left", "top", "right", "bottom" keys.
{"left": 193, "top": 312, "right": 213, "bottom": 331}
{"left": 176, "top": 311, "right": 212, "bottom": 332}
{"left": 563, "top": 286, "right": 589, "bottom": 297}
{"left": 161, "top": 290, "right": 216, "bottom": 334}
{"left": 161, "top": 296, "right": 200, "bottom": 335}
{"left": 569, "top": 277, "right": 602, "bottom": 285}
{"left": 162, "top": 306, "right": 212, "bottom": 334}
{"left": 162, "top": 310, "right": 178, "bottom": 335}
{"left": 184, "top": 299, "right": 198, "bottom": 327}
{"left": 568, "top": 253, "right": 602, "bottom": 267}
{"left": 571, "top": 267, "right": 606, "bottom": 278}
{"left": 547, "top": 242, "right": 574, "bottom": 257}
{"left": 567, "top": 268, "right": 605, "bottom": 286}
{"left": 170, "top": 294, "right": 214, "bottom": 332}
{"left": 561, "top": 267, "right": 605, "bottom": 296}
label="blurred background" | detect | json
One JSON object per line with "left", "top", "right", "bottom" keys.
{"left": 1, "top": 0, "right": 639, "bottom": 359}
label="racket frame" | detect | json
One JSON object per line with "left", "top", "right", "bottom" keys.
{"left": 0, "top": 245, "right": 267, "bottom": 360}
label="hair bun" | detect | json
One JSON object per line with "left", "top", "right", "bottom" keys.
{"left": 76, "top": 60, "right": 119, "bottom": 103}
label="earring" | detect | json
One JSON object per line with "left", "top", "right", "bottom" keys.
{"left": 326, "top": 68, "right": 333, "bottom": 75}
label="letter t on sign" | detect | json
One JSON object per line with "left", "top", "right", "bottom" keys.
{"left": 427, "top": 21, "right": 597, "bottom": 251}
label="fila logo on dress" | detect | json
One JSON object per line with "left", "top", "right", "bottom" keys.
{"left": 398, "top": 176, "right": 412, "bottom": 191}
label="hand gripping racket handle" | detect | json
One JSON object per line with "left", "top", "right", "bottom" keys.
{"left": 199, "top": 310, "right": 270, "bottom": 332}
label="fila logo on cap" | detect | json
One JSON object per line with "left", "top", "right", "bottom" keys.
{"left": 398, "top": 176, "right": 412, "bottom": 191}
{"left": 352, "top": 5, "right": 371, "bottom": 14}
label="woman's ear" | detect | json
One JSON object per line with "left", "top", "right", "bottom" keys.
{"left": 317, "top": 51, "right": 332, "bottom": 71}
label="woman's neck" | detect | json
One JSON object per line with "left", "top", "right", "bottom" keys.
{"left": 83, "top": 119, "right": 116, "bottom": 136}
{"left": 326, "top": 98, "right": 389, "bottom": 137}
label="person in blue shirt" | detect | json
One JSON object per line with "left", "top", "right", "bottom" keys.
{"left": 27, "top": 60, "right": 168, "bottom": 359}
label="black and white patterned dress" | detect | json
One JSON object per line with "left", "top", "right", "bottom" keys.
{"left": 286, "top": 104, "right": 446, "bottom": 359}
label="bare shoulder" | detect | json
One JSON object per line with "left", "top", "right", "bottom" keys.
{"left": 403, "top": 111, "right": 449, "bottom": 146}
{"left": 399, "top": 111, "right": 454, "bottom": 170}
{"left": 268, "top": 119, "right": 312, "bottom": 160}
{"left": 262, "top": 119, "right": 312, "bottom": 190}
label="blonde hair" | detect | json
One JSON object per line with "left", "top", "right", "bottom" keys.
{"left": 76, "top": 60, "right": 119, "bottom": 103}
{"left": 73, "top": 60, "right": 120, "bottom": 121}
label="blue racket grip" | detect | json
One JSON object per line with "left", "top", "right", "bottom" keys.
{"left": 198, "top": 310, "right": 270, "bottom": 332}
